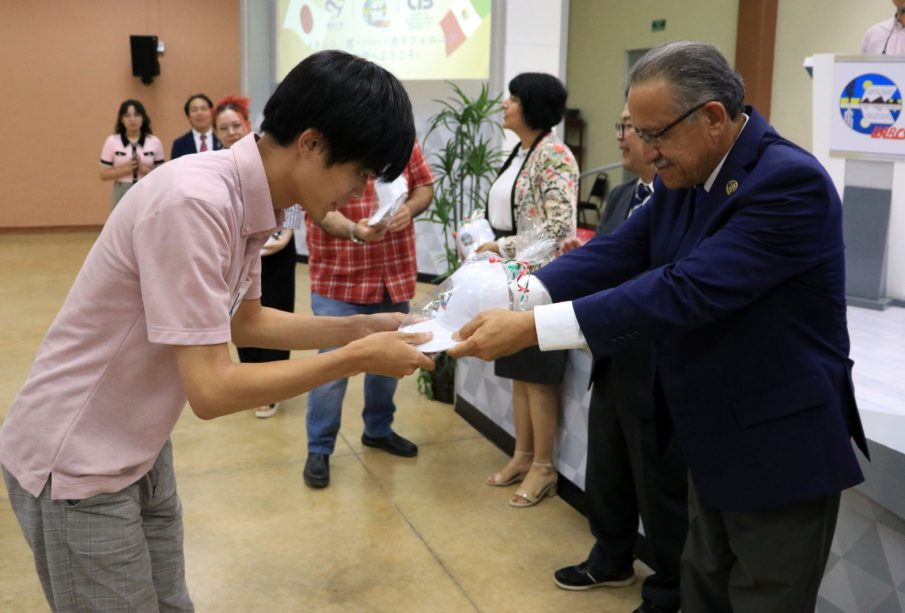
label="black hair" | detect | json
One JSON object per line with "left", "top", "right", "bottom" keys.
{"left": 114, "top": 99, "right": 153, "bottom": 138}
{"left": 508, "top": 73, "right": 568, "bottom": 131}
{"left": 183, "top": 93, "right": 214, "bottom": 116}
{"left": 260, "top": 50, "right": 415, "bottom": 182}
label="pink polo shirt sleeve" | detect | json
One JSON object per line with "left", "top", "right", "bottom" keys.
{"left": 133, "top": 198, "right": 237, "bottom": 346}
{"left": 144, "top": 135, "right": 166, "bottom": 169}
{"left": 99, "top": 134, "right": 119, "bottom": 165}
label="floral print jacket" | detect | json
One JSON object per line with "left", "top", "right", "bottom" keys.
{"left": 496, "top": 131, "right": 579, "bottom": 264}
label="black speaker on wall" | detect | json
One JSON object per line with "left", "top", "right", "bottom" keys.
{"left": 130, "top": 35, "right": 159, "bottom": 85}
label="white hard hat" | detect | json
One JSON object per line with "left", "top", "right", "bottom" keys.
{"left": 401, "top": 258, "right": 511, "bottom": 353}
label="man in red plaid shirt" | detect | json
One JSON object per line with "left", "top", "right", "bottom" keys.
{"left": 303, "top": 141, "right": 434, "bottom": 488}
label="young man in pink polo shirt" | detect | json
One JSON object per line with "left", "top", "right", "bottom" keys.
{"left": 0, "top": 51, "right": 433, "bottom": 612}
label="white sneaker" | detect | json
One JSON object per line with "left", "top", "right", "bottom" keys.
{"left": 255, "top": 403, "right": 279, "bottom": 418}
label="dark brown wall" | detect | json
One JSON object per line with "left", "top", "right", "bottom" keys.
{"left": 735, "top": 0, "right": 778, "bottom": 120}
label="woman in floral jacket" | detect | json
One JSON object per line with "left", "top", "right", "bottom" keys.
{"left": 476, "top": 72, "right": 579, "bottom": 507}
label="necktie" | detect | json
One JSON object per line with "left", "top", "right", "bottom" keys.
{"left": 627, "top": 182, "right": 652, "bottom": 218}
{"left": 130, "top": 143, "right": 138, "bottom": 183}
{"left": 199, "top": 133, "right": 208, "bottom": 152}
{"left": 679, "top": 186, "right": 708, "bottom": 247}
{"left": 693, "top": 185, "right": 707, "bottom": 207}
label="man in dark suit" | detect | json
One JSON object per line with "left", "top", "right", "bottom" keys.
{"left": 170, "top": 93, "right": 222, "bottom": 159}
{"left": 553, "top": 103, "right": 687, "bottom": 613}
{"left": 450, "top": 41, "right": 868, "bottom": 612}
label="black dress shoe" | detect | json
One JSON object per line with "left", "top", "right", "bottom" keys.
{"left": 303, "top": 453, "right": 329, "bottom": 488}
{"left": 553, "top": 562, "right": 635, "bottom": 591}
{"left": 633, "top": 599, "right": 678, "bottom": 613}
{"left": 360, "top": 431, "right": 418, "bottom": 457}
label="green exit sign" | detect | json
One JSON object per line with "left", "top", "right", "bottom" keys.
{"left": 652, "top": 19, "right": 666, "bottom": 32}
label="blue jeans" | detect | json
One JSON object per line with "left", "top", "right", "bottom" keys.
{"left": 307, "top": 291, "right": 409, "bottom": 455}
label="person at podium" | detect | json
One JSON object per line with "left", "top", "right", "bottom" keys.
{"left": 861, "top": 0, "right": 905, "bottom": 54}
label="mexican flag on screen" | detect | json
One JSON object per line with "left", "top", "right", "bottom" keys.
{"left": 439, "top": 0, "right": 491, "bottom": 56}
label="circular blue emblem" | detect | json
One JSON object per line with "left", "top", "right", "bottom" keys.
{"left": 839, "top": 73, "right": 903, "bottom": 135}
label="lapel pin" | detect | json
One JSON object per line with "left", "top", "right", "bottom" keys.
{"left": 726, "top": 180, "right": 739, "bottom": 195}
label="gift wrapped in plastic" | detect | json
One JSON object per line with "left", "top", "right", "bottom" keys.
{"left": 456, "top": 214, "right": 495, "bottom": 262}
{"left": 513, "top": 214, "right": 559, "bottom": 269}
{"left": 368, "top": 174, "right": 408, "bottom": 227}
{"left": 400, "top": 254, "right": 513, "bottom": 353}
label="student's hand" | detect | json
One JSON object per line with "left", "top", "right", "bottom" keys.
{"left": 355, "top": 219, "right": 389, "bottom": 242}
{"left": 360, "top": 312, "right": 408, "bottom": 335}
{"left": 474, "top": 240, "right": 500, "bottom": 255}
{"left": 447, "top": 309, "right": 538, "bottom": 361}
{"left": 348, "top": 331, "right": 436, "bottom": 377}
{"left": 386, "top": 203, "right": 412, "bottom": 232}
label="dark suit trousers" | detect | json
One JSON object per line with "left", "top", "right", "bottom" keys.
{"left": 237, "top": 239, "right": 296, "bottom": 364}
{"left": 681, "top": 479, "right": 840, "bottom": 613}
{"left": 585, "top": 346, "right": 688, "bottom": 611}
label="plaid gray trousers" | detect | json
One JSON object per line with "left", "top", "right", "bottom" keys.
{"left": 3, "top": 439, "right": 193, "bottom": 612}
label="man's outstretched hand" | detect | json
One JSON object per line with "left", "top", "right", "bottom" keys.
{"left": 447, "top": 310, "right": 538, "bottom": 361}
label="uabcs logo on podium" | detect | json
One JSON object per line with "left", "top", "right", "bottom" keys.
{"left": 839, "top": 73, "right": 903, "bottom": 139}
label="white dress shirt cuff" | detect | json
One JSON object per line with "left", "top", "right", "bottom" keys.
{"left": 511, "top": 273, "right": 552, "bottom": 312}
{"left": 534, "top": 301, "right": 588, "bottom": 351}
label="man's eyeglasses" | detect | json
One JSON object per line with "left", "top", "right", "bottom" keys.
{"left": 633, "top": 100, "right": 711, "bottom": 147}
{"left": 614, "top": 122, "right": 634, "bottom": 139}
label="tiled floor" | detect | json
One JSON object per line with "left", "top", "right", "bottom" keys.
{"left": 0, "top": 231, "right": 649, "bottom": 612}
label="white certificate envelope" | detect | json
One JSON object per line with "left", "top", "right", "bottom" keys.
{"left": 369, "top": 175, "right": 408, "bottom": 226}
{"left": 400, "top": 318, "right": 458, "bottom": 353}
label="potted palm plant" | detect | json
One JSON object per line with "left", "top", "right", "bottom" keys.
{"left": 416, "top": 82, "right": 504, "bottom": 402}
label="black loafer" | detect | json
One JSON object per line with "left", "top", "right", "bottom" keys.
{"left": 553, "top": 562, "right": 635, "bottom": 590}
{"left": 360, "top": 431, "right": 418, "bottom": 457}
{"left": 303, "top": 453, "right": 330, "bottom": 488}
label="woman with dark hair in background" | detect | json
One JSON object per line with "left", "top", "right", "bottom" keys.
{"left": 476, "top": 73, "right": 579, "bottom": 507}
{"left": 214, "top": 95, "right": 300, "bottom": 418}
{"left": 99, "top": 99, "right": 164, "bottom": 208}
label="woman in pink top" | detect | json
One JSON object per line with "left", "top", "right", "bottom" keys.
{"left": 99, "top": 99, "right": 164, "bottom": 208}
{"left": 214, "top": 96, "right": 298, "bottom": 418}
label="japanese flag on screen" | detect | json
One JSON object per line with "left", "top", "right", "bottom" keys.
{"left": 283, "top": 0, "right": 328, "bottom": 50}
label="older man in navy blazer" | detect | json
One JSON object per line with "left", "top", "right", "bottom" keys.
{"left": 450, "top": 41, "right": 869, "bottom": 612}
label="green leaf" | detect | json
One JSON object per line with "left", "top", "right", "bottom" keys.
{"left": 423, "top": 82, "right": 504, "bottom": 279}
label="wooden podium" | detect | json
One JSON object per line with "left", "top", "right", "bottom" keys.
{"left": 809, "top": 54, "right": 905, "bottom": 309}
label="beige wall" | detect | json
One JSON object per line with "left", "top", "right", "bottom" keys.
{"left": 566, "top": 0, "right": 738, "bottom": 187}
{"left": 772, "top": 0, "right": 895, "bottom": 151}
{"left": 566, "top": 0, "right": 898, "bottom": 173}
{"left": 0, "top": 1, "right": 241, "bottom": 229}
